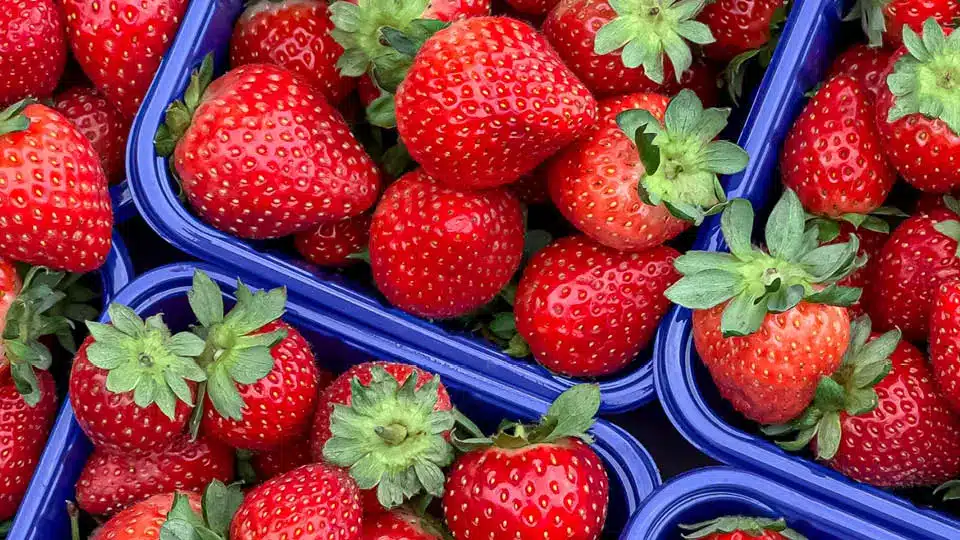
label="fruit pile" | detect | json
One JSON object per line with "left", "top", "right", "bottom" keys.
{"left": 68, "top": 270, "right": 612, "bottom": 539}
{"left": 154, "top": 0, "right": 787, "bottom": 379}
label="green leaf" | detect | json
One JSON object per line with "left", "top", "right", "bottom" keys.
{"left": 766, "top": 284, "right": 804, "bottom": 313}
{"left": 664, "top": 89, "right": 702, "bottom": 137}
{"left": 206, "top": 365, "right": 244, "bottom": 421}
{"left": 167, "top": 332, "right": 207, "bottom": 357}
{"left": 673, "top": 251, "right": 740, "bottom": 275}
{"left": 935, "top": 220, "right": 960, "bottom": 241}
{"left": 226, "top": 347, "right": 277, "bottom": 385}
{"left": 844, "top": 388, "right": 879, "bottom": 416}
{"left": 676, "top": 20, "right": 715, "bottom": 45}
{"left": 815, "top": 411, "right": 842, "bottom": 460}
{"left": 720, "top": 291, "right": 767, "bottom": 337}
{"left": 662, "top": 32, "right": 693, "bottom": 81}
{"left": 487, "top": 313, "right": 517, "bottom": 340}
{"left": 594, "top": 18, "right": 633, "bottom": 56}
{"left": 720, "top": 199, "right": 755, "bottom": 260}
{"left": 540, "top": 384, "right": 599, "bottom": 443}
{"left": 203, "top": 481, "right": 244, "bottom": 535}
{"left": 105, "top": 361, "right": 142, "bottom": 394}
{"left": 664, "top": 271, "right": 744, "bottom": 309}
{"left": 223, "top": 285, "right": 286, "bottom": 336}
{"left": 189, "top": 271, "right": 224, "bottom": 328}
{"left": 108, "top": 304, "right": 145, "bottom": 338}
{"left": 804, "top": 285, "right": 862, "bottom": 307}
{"left": 703, "top": 141, "right": 749, "bottom": 175}
{"left": 765, "top": 189, "right": 806, "bottom": 261}
{"left": 366, "top": 94, "right": 396, "bottom": 129}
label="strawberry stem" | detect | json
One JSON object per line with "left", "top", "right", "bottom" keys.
{"left": 67, "top": 502, "right": 80, "bottom": 540}
{"left": 0, "top": 99, "right": 34, "bottom": 137}
{"left": 375, "top": 423, "right": 409, "bottom": 445}
{"left": 155, "top": 54, "right": 215, "bottom": 156}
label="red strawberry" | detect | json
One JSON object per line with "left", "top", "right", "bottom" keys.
{"left": 295, "top": 214, "right": 371, "bottom": 267}
{"left": 667, "top": 191, "right": 863, "bottom": 424}
{"left": 54, "top": 86, "right": 129, "bottom": 184}
{"left": 826, "top": 43, "right": 894, "bottom": 103}
{"left": 62, "top": 0, "right": 187, "bottom": 119}
{"left": 850, "top": 0, "right": 959, "bottom": 47}
{"left": 0, "top": 0, "right": 67, "bottom": 107}
{"left": 251, "top": 441, "right": 312, "bottom": 481}
{"left": 679, "top": 516, "right": 803, "bottom": 540}
{"left": 158, "top": 60, "right": 381, "bottom": 239}
{"left": 392, "top": 17, "right": 596, "bottom": 189}
{"left": 357, "top": 74, "right": 382, "bottom": 108}
{"left": 0, "top": 371, "right": 57, "bottom": 521}
{"left": 75, "top": 436, "right": 235, "bottom": 517}
{"left": 363, "top": 509, "right": 444, "bottom": 539}
{"left": 0, "top": 101, "right": 113, "bottom": 273}
{"left": 929, "top": 280, "right": 960, "bottom": 414}
{"left": 697, "top": 0, "right": 784, "bottom": 62}
{"left": 96, "top": 492, "right": 202, "bottom": 540}
{"left": 781, "top": 75, "right": 896, "bottom": 217}
{"left": 515, "top": 237, "right": 679, "bottom": 377}
{"left": 663, "top": 57, "right": 721, "bottom": 108}
{"left": 231, "top": 463, "right": 362, "bottom": 540}
{"left": 230, "top": 0, "right": 355, "bottom": 106}
{"left": 369, "top": 170, "right": 525, "bottom": 318}
{"left": 874, "top": 20, "right": 960, "bottom": 193}
{"left": 443, "top": 385, "right": 609, "bottom": 540}
{"left": 503, "top": 0, "right": 560, "bottom": 16}
{"left": 0, "top": 259, "right": 22, "bottom": 376}
{"left": 548, "top": 90, "right": 747, "bottom": 250}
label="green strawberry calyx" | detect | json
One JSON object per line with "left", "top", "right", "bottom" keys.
{"left": 762, "top": 316, "right": 897, "bottom": 460}
{"left": 85, "top": 305, "right": 207, "bottom": 420}
{"left": 0, "top": 99, "right": 33, "bottom": 136}
{"left": 886, "top": 18, "right": 960, "bottom": 135}
{"left": 665, "top": 189, "right": 864, "bottom": 337}
{"left": 155, "top": 54, "right": 215, "bottom": 157}
{"left": 724, "top": 4, "right": 788, "bottom": 103}
{"left": 846, "top": 0, "right": 892, "bottom": 47}
{"left": 679, "top": 516, "right": 808, "bottom": 540}
{"left": 617, "top": 90, "right": 748, "bottom": 224}
{"left": 936, "top": 479, "right": 960, "bottom": 501}
{"left": 159, "top": 480, "right": 245, "bottom": 540}
{"left": 322, "top": 366, "right": 456, "bottom": 509}
{"left": 932, "top": 195, "right": 960, "bottom": 257}
{"left": 807, "top": 206, "right": 907, "bottom": 241}
{"left": 594, "top": 0, "right": 715, "bottom": 84}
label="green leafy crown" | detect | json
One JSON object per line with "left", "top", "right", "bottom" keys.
{"left": 665, "top": 189, "right": 864, "bottom": 337}
{"left": 846, "top": 0, "right": 895, "bottom": 48}
{"left": 156, "top": 54, "right": 215, "bottom": 157}
{"left": 0, "top": 99, "right": 33, "bottom": 137}
{"left": 806, "top": 206, "right": 907, "bottom": 242}
{"left": 679, "top": 516, "right": 808, "bottom": 540}
{"left": 159, "top": 480, "right": 245, "bottom": 540}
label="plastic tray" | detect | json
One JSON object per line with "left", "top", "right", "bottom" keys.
{"left": 127, "top": 0, "right": 802, "bottom": 414}
{"left": 653, "top": 0, "right": 960, "bottom": 537}
{"left": 9, "top": 262, "right": 660, "bottom": 540}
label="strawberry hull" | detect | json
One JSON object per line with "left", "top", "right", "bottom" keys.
{"left": 10, "top": 263, "right": 660, "bottom": 540}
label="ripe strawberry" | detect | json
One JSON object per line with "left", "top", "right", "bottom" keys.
{"left": 230, "top": 0, "right": 355, "bottom": 106}
{"left": 0, "top": 101, "right": 113, "bottom": 273}
{"left": 393, "top": 17, "right": 596, "bottom": 189}
{"left": 0, "top": 259, "right": 22, "bottom": 377}
{"left": 0, "top": 371, "right": 57, "bottom": 521}
{"left": 363, "top": 508, "right": 444, "bottom": 539}
{"left": 679, "top": 516, "right": 804, "bottom": 539}
{"left": 0, "top": 0, "right": 67, "bottom": 106}
{"left": 75, "top": 436, "right": 235, "bottom": 516}
{"left": 54, "top": 86, "right": 129, "bottom": 184}
{"left": 231, "top": 463, "right": 362, "bottom": 539}
{"left": 663, "top": 57, "right": 721, "bottom": 108}
{"left": 70, "top": 304, "right": 208, "bottom": 455}
{"left": 96, "top": 492, "right": 202, "bottom": 540}
{"left": 157, "top": 60, "right": 381, "bottom": 239}
{"left": 929, "top": 280, "right": 960, "bottom": 414}
{"left": 543, "top": 0, "right": 714, "bottom": 96}
{"left": 295, "top": 214, "right": 371, "bottom": 267}
{"left": 369, "top": 170, "right": 524, "bottom": 318}
{"left": 251, "top": 441, "right": 312, "bottom": 481}
{"left": 443, "top": 385, "right": 609, "bottom": 540}
{"left": 850, "top": 0, "right": 959, "bottom": 47}
{"left": 697, "top": 0, "right": 784, "bottom": 62}
{"left": 875, "top": 20, "right": 960, "bottom": 193}
{"left": 515, "top": 237, "right": 679, "bottom": 377}
{"left": 548, "top": 90, "right": 747, "bottom": 250}
{"left": 826, "top": 43, "right": 894, "bottom": 103}
{"left": 781, "top": 75, "right": 896, "bottom": 217}
{"left": 667, "top": 191, "right": 863, "bottom": 424}
{"left": 503, "top": 0, "right": 560, "bottom": 15}
{"left": 62, "top": 0, "right": 188, "bottom": 119}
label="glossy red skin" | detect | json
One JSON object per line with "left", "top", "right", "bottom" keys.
{"left": 70, "top": 335, "right": 194, "bottom": 455}
{"left": 0, "top": 104, "right": 113, "bottom": 272}
{"left": 423, "top": 0, "right": 494, "bottom": 19}
{"left": 173, "top": 64, "right": 381, "bottom": 239}
{"left": 826, "top": 43, "right": 894, "bottom": 104}
{"left": 0, "top": 0, "right": 66, "bottom": 106}
{"left": 362, "top": 509, "right": 442, "bottom": 539}
{"left": 0, "top": 371, "right": 56, "bottom": 521}
{"left": 878, "top": 0, "right": 959, "bottom": 47}
{"left": 369, "top": 170, "right": 525, "bottom": 318}
{"left": 231, "top": 463, "right": 362, "bottom": 540}
{"left": 829, "top": 222, "right": 887, "bottom": 319}
{"left": 97, "top": 492, "right": 201, "bottom": 540}
{"left": 230, "top": 0, "right": 355, "bottom": 106}
{"left": 515, "top": 237, "right": 680, "bottom": 377}
{"left": 251, "top": 440, "right": 312, "bottom": 481}
{"left": 662, "top": 57, "right": 721, "bottom": 108}
{"left": 54, "top": 86, "right": 129, "bottom": 184}
{"left": 864, "top": 209, "right": 960, "bottom": 342}
{"left": 929, "top": 280, "right": 960, "bottom": 414}
{"left": 357, "top": 74, "right": 381, "bottom": 108}
{"left": 781, "top": 76, "right": 895, "bottom": 217}
{"left": 544, "top": 0, "right": 674, "bottom": 96}
{"left": 699, "top": 531, "right": 789, "bottom": 540}
{"left": 0, "top": 259, "right": 22, "bottom": 378}
{"left": 202, "top": 321, "right": 320, "bottom": 451}
{"left": 697, "top": 0, "right": 783, "bottom": 61}
{"left": 504, "top": 0, "right": 562, "bottom": 15}
{"left": 547, "top": 93, "right": 689, "bottom": 251}
{"left": 693, "top": 302, "right": 851, "bottom": 424}
{"left": 396, "top": 17, "right": 597, "bottom": 190}
{"left": 443, "top": 438, "right": 609, "bottom": 540}
{"left": 63, "top": 0, "right": 187, "bottom": 120}
{"left": 75, "top": 436, "right": 234, "bottom": 517}
{"left": 820, "top": 336, "right": 960, "bottom": 487}
{"left": 295, "top": 214, "right": 371, "bottom": 267}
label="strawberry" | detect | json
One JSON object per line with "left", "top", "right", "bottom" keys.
{"left": 543, "top": 0, "right": 714, "bottom": 96}
{"left": 251, "top": 441, "right": 312, "bottom": 481}
{"left": 69, "top": 304, "right": 208, "bottom": 455}
{"left": 0, "top": 260, "right": 22, "bottom": 378}
{"left": 96, "top": 492, "right": 202, "bottom": 540}
{"left": 663, "top": 57, "right": 721, "bottom": 108}
{"left": 54, "top": 86, "right": 129, "bottom": 184}
{"left": 62, "top": 0, "right": 188, "bottom": 119}
{"left": 156, "top": 59, "right": 381, "bottom": 239}
{"left": 929, "top": 279, "right": 960, "bottom": 414}
{"left": 547, "top": 90, "right": 747, "bottom": 250}
{"left": 295, "top": 214, "right": 371, "bottom": 267}
{"left": 770, "top": 316, "right": 960, "bottom": 488}
{"left": 312, "top": 362, "right": 454, "bottom": 510}
{"left": 515, "top": 236, "right": 679, "bottom": 377}
{"left": 666, "top": 191, "right": 863, "bottom": 424}
{"left": 826, "top": 43, "right": 894, "bottom": 103}
{"left": 230, "top": 0, "right": 355, "bottom": 106}
{"left": 697, "top": 0, "right": 784, "bottom": 62}
{"left": 0, "top": 100, "right": 113, "bottom": 273}
{"left": 0, "top": 0, "right": 67, "bottom": 107}
{"left": 875, "top": 20, "right": 960, "bottom": 193}
{"left": 503, "top": 0, "right": 561, "bottom": 15}
{"left": 231, "top": 463, "right": 362, "bottom": 539}
{"left": 75, "top": 436, "right": 235, "bottom": 517}
{"left": 369, "top": 170, "right": 525, "bottom": 318}
{"left": 679, "top": 516, "right": 805, "bottom": 540}
{"left": 781, "top": 75, "right": 896, "bottom": 217}
{"left": 849, "top": 0, "right": 959, "bottom": 47}
{"left": 0, "top": 371, "right": 57, "bottom": 521}
{"left": 443, "top": 385, "right": 609, "bottom": 540}
{"left": 363, "top": 508, "right": 444, "bottom": 539}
